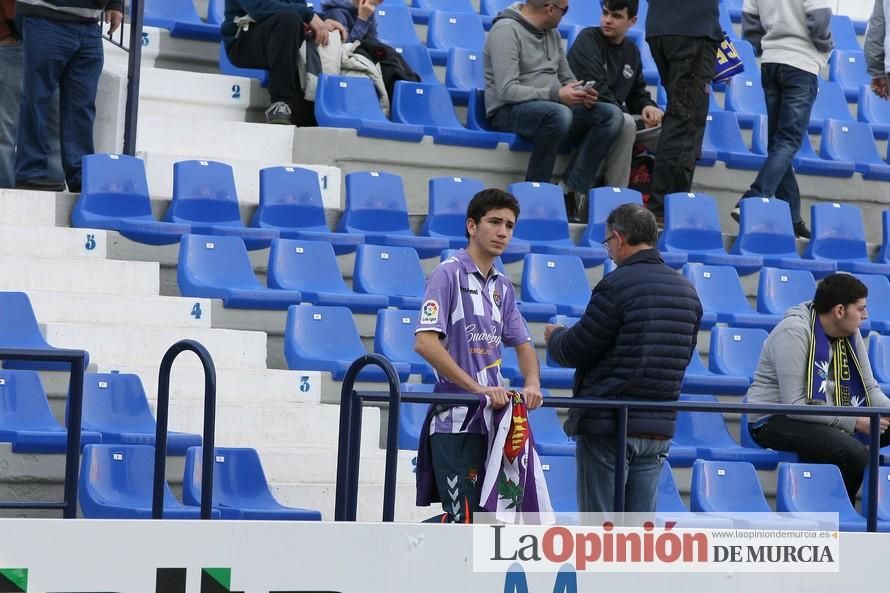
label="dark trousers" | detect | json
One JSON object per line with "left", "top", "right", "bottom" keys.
{"left": 752, "top": 415, "right": 890, "bottom": 504}
{"left": 15, "top": 17, "right": 103, "bottom": 193}
{"left": 647, "top": 35, "right": 717, "bottom": 206}
{"left": 226, "top": 12, "right": 314, "bottom": 124}
{"left": 428, "top": 433, "right": 486, "bottom": 523}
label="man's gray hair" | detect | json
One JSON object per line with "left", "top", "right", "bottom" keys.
{"left": 606, "top": 203, "right": 658, "bottom": 246}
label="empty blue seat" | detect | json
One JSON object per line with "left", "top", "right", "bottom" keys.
{"left": 177, "top": 234, "right": 303, "bottom": 309}
{"left": 207, "top": 0, "right": 223, "bottom": 24}
{"left": 683, "top": 349, "right": 750, "bottom": 395}
{"left": 398, "top": 383, "right": 435, "bottom": 450}
{"left": 465, "top": 89, "right": 530, "bottom": 150}
{"left": 723, "top": 0, "right": 743, "bottom": 22}
{"left": 480, "top": 0, "right": 511, "bottom": 16}
{"left": 723, "top": 75, "right": 766, "bottom": 127}
{"left": 337, "top": 171, "right": 449, "bottom": 259}
{"left": 284, "top": 304, "right": 411, "bottom": 382}
{"left": 708, "top": 326, "right": 769, "bottom": 380}
{"left": 674, "top": 394, "right": 780, "bottom": 468}
{"left": 521, "top": 254, "right": 591, "bottom": 316}
{"left": 163, "top": 160, "right": 278, "bottom": 250}
{"left": 390, "top": 42, "right": 439, "bottom": 85}
{"left": 777, "top": 463, "right": 883, "bottom": 532}
{"left": 756, "top": 267, "right": 817, "bottom": 316}
{"left": 0, "top": 291, "right": 89, "bottom": 371}
{"left": 501, "top": 346, "right": 573, "bottom": 389}
{"left": 79, "top": 444, "right": 218, "bottom": 519}
{"left": 508, "top": 182, "right": 607, "bottom": 267}
{"left": 73, "top": 154, "right": 190, "bottom": 245}
{"left": 218, "top": 43, "right": 268, "bottom": 86}
{"left": 637, "top": 33, "right": 660, "bottom": 84}
{"left": 426, "top": 11, "right": 485, "bottom": 64}
{"left": 809, "top": 82, "right": 855, "bottom": 133}
{"left": 690, "top": 459, "right": 820, "bottom": 529}
{"left": 659, "top": 193, "right": 762, "bottom": 275}
{"left": 0, "top": 370, "right": 100, "bottom": 453}
{"left": 81, "top": 372, "right": 200, "bottom": 454}
{"left": 183, "top": 446, "right": 321, "bottom": 520}
{"left": 751, "top": 115, "right": 856, "bottom": 178}
{"left": 353, "top": 244, "right": 426, "bottom": 309}
{"left": 267, "top": 239, "right": 387, "bottom": 313}
{"left": 870, "top": 334, "right": 890, "bottom": 389}
{"left": 391, "top": 81, "right": 499, "bottom": 148}
{"left": 718, "top": 1, "right": 737, "bottom": 39}
{"left": 665, "top": 443, "right": 698, "bottom": 467}
{"left": 143, "top": 0, "right": 219, "bottom": 41}
{"left": 858, "top": 84, "right": 890, "bottom": 139}
{"left": 880, "top": 210, "right": 890, "bottom": 264}
{"left": 413, "top": 0, "right": 475, "bottom": 13}
{"left": 375, "top": 3, "right": 421, "bottom": 45}
{"left": 445, "top": 47, "right": 484, "bottom": 103}
{"left": 821, "top": 118, "right": 890, "bottom": 180}
{"left": 375, "top": 309, "right": 436, "bottom": 382}
{"left": 856, "top": 274, "right": 890, "bottom": 333}
{"left": 702, "top": 111, "right": 766, "bottom": 169}
{"left": 529, "top": 407, "right": 574, "bottom": 456}
{"left": 656, "top": 462, "right": 735, "bottom": 527}
{"left": 861, "top": 465, "right": 890, "bottom": 524}
{"left": 684, "top": 263, "right": 780, "bottom": 330}
{"left": 805, "top": 202, "right": 890, "bottom": 274}
{"left": 831, "top": 14, "right": 863, "bottom": 51}
{"left": 730, "top": 197, "right": 836, "bottom": 276}
{"left": 830, "top": 50, "right": 869, "bottom": 101}
{"left": 561, "top": 0, "right": 598, "bottom": 28}
{"left": 251, "top": 166, "right": 362, "bottom": 255}
{"left": 315, "top": 74, "right": 425, "bottom": 142}
{"left": 540, "top": 455, "right": 578, "bottom": 514}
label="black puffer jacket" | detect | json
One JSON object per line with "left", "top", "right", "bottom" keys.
{"left": 546, "top": 248, "right": 702, "bottom": 438}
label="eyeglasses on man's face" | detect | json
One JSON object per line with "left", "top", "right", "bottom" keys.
{"left": 601, "top": 232, "right": 617, "bottom": 249}
{"left": 549, "top": 2, "right": 569, "bottom": 15}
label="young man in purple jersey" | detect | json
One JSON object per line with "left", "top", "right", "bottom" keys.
{"left": 414, "top": 188, "right": 543, "bottom": 523}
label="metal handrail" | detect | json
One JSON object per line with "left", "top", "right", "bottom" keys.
{"left": 336, "top": 355, "right": 888, "bottom": 532}
{"left": 101, "top": 0, "right": 145, "bottom": 156}
{"left": 152, "top": 340, "right": 217, "bottom": 520}
{"left": 0, "top": 348, "right": 87, "bottom": 519}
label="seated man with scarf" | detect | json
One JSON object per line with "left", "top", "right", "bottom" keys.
{"left": 747, "top": 273, "right": 890, "bottom": 504}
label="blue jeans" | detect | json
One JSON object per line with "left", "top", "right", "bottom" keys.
{"left": 15, "top": 17, "right": 103, "bottom": 192}
{"left": 741, "top": 63, "right": 818, "bottom": 224}
{"left": 576, "top": 433, "right": 671, "bottom": 513}
{"left": 490, "top": 100, "right": 624, "bottom": 191}
{"left": 0, "top": 40, "right": 62, "bottom": 189}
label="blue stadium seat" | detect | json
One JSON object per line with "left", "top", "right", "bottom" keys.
{"left": 143, "top": 0, "right": 219, "bottom": 41}
{"left": 390, "top": 43, "right": 439, "bottom": 85}
{"left": 353, "top": 244, "right": 426, "bottom": 309}
{"left": 561, "top": 0, "right": 599, "bottom": 28}
{"left": 738, "top": 402, "right": 800, "bottom": 463}
{"left": 391, "top": 81, "right": 499, "bottom": 148}
{"left": 164, "top": 160, "right": 278, "bottom": 250}
{"left": 729, "top": 197, "right": 836, "bottom": 276}
{"left": 708, "top": 326, "right": 769, "bottom": 380}
{"left": 0, "top": 370, "right": 100, "bottom": 453}
{"left": 729, "top": 38, "right": 758, "bottom": 76}
{"left": 855, "top": 274, "right": 890, "bottom": 333}
{"left": 683, "top": 349, "right": 750, "bottom": 395}
{"left": 723, "top": 75, "right": 766, "bottom": 128}
{"left": 375, "top": 3, "right": 421, "bottom": 45}
{"left": 79, "top": 444, "right": 218, "bottom": 519}
{"left": 73, "top": 154, "right": 190, "bottom": 245}
{"left": 529, "top": 407, "right": 574, "bottom": 456}
{"left": 521, "top": 254, "right": 591, "bottom": 316}
{"left": 690, "top": 459, "right": 820, "bottom": 529}
{"left": 540, "top": 455, "right": 578, "bottom": 514}
{"left": 858, "top": 85, "right": 890, "bottom": 139}
{"left": 0, "top": 291, "right": 89, "bottom": 371}
{"left": 375, "top": 309, "right": 436, "bottom": 382}
{"left": 636, "top": 30, "right": 660, "bottom": 84}
{"left": 251, "top": 166, "right": 362, "bottom": 255}
{"left": 756, "top": 267, "right": 817, "bottom": 316}
{"left": 701, "top": 111, "right": 766, "bottom": 169}
{"left": 445, "top": 47, "right": 484, "bottom": 103}
{"left": 723, "top": 0, "right": 743, "bottom": 22}
{"left": 413, "top": 0, "right": 475, "bottom": 13}
{"left": 880, "top": 210, "right": 890, "bottom": 264}
{"left": 820, "top": 119, "right": 890, "bottom": 180}
{"left": 284, "top": 304, "right": 410, "bottom": 381}
{"left": 508, "top": 182, "right": 608, "bottom": 267}
{"left": 480, "top": 0, "right": 511, "bottom": 16}
{"left": 684, "top": 263, "right": 780, "bottom": 330}
{"left": 337, "top": 171, "right": 449, "bottom": 258}
{"left": 267, "top": 239, "right": 387, "bottom": 313}
{"left": 655, "top": 462, "right": 735, "bottom": 528}
{"left": 398, "top": 383, "right": 435, "bottom": 451}
{"left": 751, "top": 115, "right": 856, "bottom": 178}
{"left": 177, "top": 234, "right": 303, "bottom": 309}
{"left": 659, "top": 193, "right": 763, "bottom": 275}
{"left": 777, "top": 463, "right": 882, "bottom": 532}
{"left": 466, "top": 89, "right": 531, "bottom": 150}
{"left": 218, "top": 43, "right": 268, "bottom": 86}
{"left": 501, "top": 346, "right": 573, "bottom": 389}
{"left": 809, "top": 82, "right": 855, "bottom": 133}
{"left": 426, "top": 11, "right": 485, "bottom": 65}
{"left": 805, "top": 202, "right": 890, "bottom": 275}
{"left": 674, "top": 394, "right": 780, "bottom": 468}
{"left": 861, "top": 465, "right": 890, "bottom": 524}
{"left": 718, "top": 1, "right": 737, "bottom": 39}
{"left": 81, "top": 372, "right": 200, "bottom": 455}
{"left": 830, "top": 50, "right": 869, "bottom": 101}
{"left": 870, "top": 334, "right": 890, "bottom": 390}
{"left": 207, "top": 0, "right": 223, "bottom": 25}
{"left": 830, "top": 14, "right": 863, "bottom": 51}
{"left": 315, "top": 75, "right": 425, "bottom": 142}
{"left": 665, "top": 444, "right": 698, "bottom": 468}
{"left": 182, "top": 447, "right": 321, "bottom": 520}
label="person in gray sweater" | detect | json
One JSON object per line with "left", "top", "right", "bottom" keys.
{"left": 484, "top": 0, "right": 624, "bottom": 222}
{"left": 747, "top": 274, "right": 890, "bottom": 504}
{"left": 865, "top": 0, "right": 889, "bottom": 98}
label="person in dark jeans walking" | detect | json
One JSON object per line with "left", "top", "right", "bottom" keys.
{"left": 644, "top": 0, "right": 721, "bottom": 218}
{"left": 731, "top": 0, "right": 834, "bottom": 239}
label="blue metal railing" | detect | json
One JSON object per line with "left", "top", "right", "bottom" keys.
{"left": 0, "top": 348, "right": 87, "bottom": 519}
{"left": 151, "top": 340, "right": 217, "bottom": 520}
{"left": 335, "top": 355, "right": 888, "bottom": 532}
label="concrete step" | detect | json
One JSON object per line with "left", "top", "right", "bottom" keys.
{"left": 138, "top": 68, "right": 268, "bottom": 123}
{"left": 0, "top": 255, "right": 159, "bottom": 296}
{"left": 27, "top": 290, "right": 212, "bottom": 329}
{"left": 103, "top": 25, "right": 219, "bottom": 73}
{"left": 0, "top": 226, "right": 107, "bottom": 259}
{"left": 273, "top": 480, "right": 432, "bottom": 522}
{"left": 0, "top": 189, "right": 61, "bottom": 227}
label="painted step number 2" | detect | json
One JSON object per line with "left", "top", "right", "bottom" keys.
{"left": 231, "top": 84, "right": 241, "bottom": 99}
{"left": 191, "top": 302, "right": 202, "bottom": 320}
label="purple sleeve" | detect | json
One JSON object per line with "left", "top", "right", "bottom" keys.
{"left": 415, "top": 263, "right": 453, "bottom": 336}
{"left": 500, "top": 280, "right": 531, "bottom": 347}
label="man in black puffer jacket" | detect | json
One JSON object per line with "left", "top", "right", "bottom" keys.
{"left": 545, "top": 203, "right": 702, "bottom": 513}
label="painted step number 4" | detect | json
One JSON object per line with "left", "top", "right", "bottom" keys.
{"left": 191, "top": 302, "right": 203, "bottom": 320}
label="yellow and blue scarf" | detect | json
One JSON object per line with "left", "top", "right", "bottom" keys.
{"left": 806, "top": 308, "right": 869, "bottom": 409}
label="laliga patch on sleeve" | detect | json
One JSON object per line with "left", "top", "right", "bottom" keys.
{"left": 420, "top": 299, "right": 440, "bottom": 324}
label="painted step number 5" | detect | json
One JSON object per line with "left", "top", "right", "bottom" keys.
{"left": 84, "top": 234, "right": 96, "bottom": 250}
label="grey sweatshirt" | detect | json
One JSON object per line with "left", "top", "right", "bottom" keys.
{"left": 865, "top": 0, "right": 887, "bottom": 76}
{"left": 483, "top": 2, "right": 576, "bottom": 116}
{"left": 742, "top": 0, "right": 834, "bottom": 76}
{"left": 747, "top": 303, "right": 890, "bottom": 433}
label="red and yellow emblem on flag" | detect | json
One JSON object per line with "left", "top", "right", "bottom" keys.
{"left": 504, "top": 390, "right": 529, "bottom": 462}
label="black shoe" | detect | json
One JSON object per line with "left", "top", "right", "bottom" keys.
{"left": 15, "top": 177, "right": 66, "bottom": 192}
{"left": 730, "top": 205, "right": 741, "bottom": 223}
{"left": 564, "top": 192, "right": 580, "bottom": 223}
{"left": 793, "top": 220, "right": 811, "bottom": 239}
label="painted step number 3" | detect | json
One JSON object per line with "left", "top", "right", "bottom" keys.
{"left": 84, "top": 234, "right": 96, "bottom": 251}
{"left": 191, "top": 302, "right": 202, "bottom": 320}
{"left": 231, "top": 84, "right": 241, "bottom": 99}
